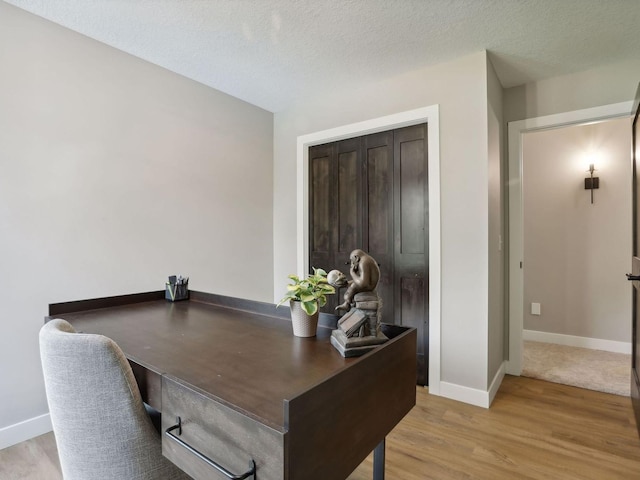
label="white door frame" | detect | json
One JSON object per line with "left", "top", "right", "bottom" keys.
{"left": 505, "top": 101, "right": 633, "bottom": 375}
{"left": 295, "top": 105, "right": 442, "bottom": 393}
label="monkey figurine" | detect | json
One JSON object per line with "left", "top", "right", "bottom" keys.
{"left": 335, "top": 249, "right": 380, "bottom": 313}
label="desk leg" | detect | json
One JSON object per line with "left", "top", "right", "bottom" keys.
{"left": 373, "top": 438, "right": 385, "bottom": 480}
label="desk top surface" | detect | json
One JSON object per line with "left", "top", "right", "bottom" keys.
{"left": 50, "top": 292, "right": 365, "bottom": 430}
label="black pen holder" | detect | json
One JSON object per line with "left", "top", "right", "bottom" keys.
{"left": 165, "top": 283, "right": 189, "bottom": 302}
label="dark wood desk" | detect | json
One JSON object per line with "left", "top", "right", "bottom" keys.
{"left": 47, "top": 291, "right": 416, "bottom": 480}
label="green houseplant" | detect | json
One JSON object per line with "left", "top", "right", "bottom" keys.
{"left": 277, "top": 268, "right": 335, "bottom": 337}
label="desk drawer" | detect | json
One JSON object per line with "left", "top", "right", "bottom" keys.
{"left": 161, "top": 377, "right": 285, "bottom": 480}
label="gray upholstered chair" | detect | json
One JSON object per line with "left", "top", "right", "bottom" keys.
{"left": 39, "top": 319, "right": 191, "bottom": 480}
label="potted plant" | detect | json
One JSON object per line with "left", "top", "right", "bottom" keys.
{"left": 277, "top": 267, "right": 335, "bottom": 337}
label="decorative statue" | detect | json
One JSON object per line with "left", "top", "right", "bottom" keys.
{"left": 327, "top": 249, "right": 387, "bottom": 357}
{"left": 335, "top": 249, "right": 380, "bottom": 313}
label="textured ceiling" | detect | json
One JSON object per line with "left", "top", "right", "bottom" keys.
{"left": 5, "top": 0, "right": 640, "bottom": 112}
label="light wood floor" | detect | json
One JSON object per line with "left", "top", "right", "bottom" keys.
{"left": 0, "top": 428, "right": 61, "bottom": 480}
{"left": 2, "top": 375, "right": 639, "bottom": 479}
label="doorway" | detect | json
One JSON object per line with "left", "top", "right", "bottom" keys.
{"left": 506, "top": 101, "right": 633, "bottom": 377}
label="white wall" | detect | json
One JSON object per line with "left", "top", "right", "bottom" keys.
{"left": 504, "top": 58, "right": 640, "bottom": 123}
{"left": 522, "top": 117, "right": 631, "bottom": 343}
{"left": 487, "top": 59, "right": 505, "bottom": 389}
{"left": 274, "top": 52, "right": 496, "bottom": 400}
{"left": 0, "top": 2, "right": 274, "bottom": 447}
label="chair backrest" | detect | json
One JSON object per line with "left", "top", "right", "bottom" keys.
{"left": 39, "top": 319, "right": 189, "bottom": 480}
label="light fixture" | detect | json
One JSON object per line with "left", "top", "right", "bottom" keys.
{"left": 584, "top": 163, "right": 599, "bottom": 204}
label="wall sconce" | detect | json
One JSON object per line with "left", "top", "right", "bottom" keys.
{"left": 584, "top": 163, "right": 599, "bottom": 204}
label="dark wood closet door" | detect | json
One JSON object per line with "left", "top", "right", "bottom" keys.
{"left": 333, "top": 138, "right": 364, "bottom": 312}
{"left": 308, "top": 125, "right": 429, "bottom": 385}
{"left": 309, "top": 139, "right": 363, "bottom": 312}
{"left": 393, "top": 124, "right": 428, "bottom": 386}
{"left": 363, "top": 131, "right": 394, "bottom": 325}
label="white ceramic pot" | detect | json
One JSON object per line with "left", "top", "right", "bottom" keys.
{"left": 289, "top": 300, "right": 319, "bottom": 337}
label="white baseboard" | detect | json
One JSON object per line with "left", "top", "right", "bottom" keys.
{"left": 431, "top": 362, "right": 506, "bottom": 409}
{"left": 438, "top": 382, "right": 489, "bottom": 409}
{"left": 0, "top": 413, "right": 52, "bottom": 450}
{"left": 523, "top": 330, "right": 631, "bottom": 355}
{"left": 488, "top": 362, "right": 505, "bottom": 406}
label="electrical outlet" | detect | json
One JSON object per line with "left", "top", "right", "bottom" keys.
{"left": 531, "top": 303, "right": 541, "bottom": 315}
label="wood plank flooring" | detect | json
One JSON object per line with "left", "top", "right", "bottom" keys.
{"left": 0, "top": 429, "right": 61, "bottom": 480}
{"left": 349, "top": 375, "right": 640, "bottom": 479}
{"left": 2, "top": 375, "right": 639, "bottom": 479}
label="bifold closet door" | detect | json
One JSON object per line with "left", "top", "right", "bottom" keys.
{"left": 308, "top": 124, "right": 429, "bottom": 385}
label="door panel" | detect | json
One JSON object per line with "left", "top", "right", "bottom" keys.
{"left": 631, "top": 256, "right": 640, "bottom": 433}
{"left": 394, "top": 124, "right": 429, "bottom": 385}
{"left": 399, "top": 139, "right": 427, "bottom": 254}
{"left": 366, "top": 144, "right": 392, "bottom": 254}
{"left": 311, "top": 156, "right": 332, "bottom": 253}
{"left": 631, "top": 83, "right": 640, "bottom": 436}
{"left": 336, "top": 137, "right": 362, "bottom": 268}
{"left": 334, "top": 138, "right": 363, "bottom": 312}
{"left": 400, "top": 275, "right": 427, "bottom": 381}
{"left": 309, "top": 143, "right": 335, "bottom": 309}
{"left": 337, "top": 151, "right": 359, "bottom": 252}
{"left": 364, "top": 131, "right": 394, "bottom": 326}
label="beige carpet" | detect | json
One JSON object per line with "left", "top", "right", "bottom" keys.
{"left": 522, "top": 340, "right": 631, "bottom": 396}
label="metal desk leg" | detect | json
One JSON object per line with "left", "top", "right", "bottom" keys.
{"left": 373, "top": 438, "right": 385, "bottom": 480}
